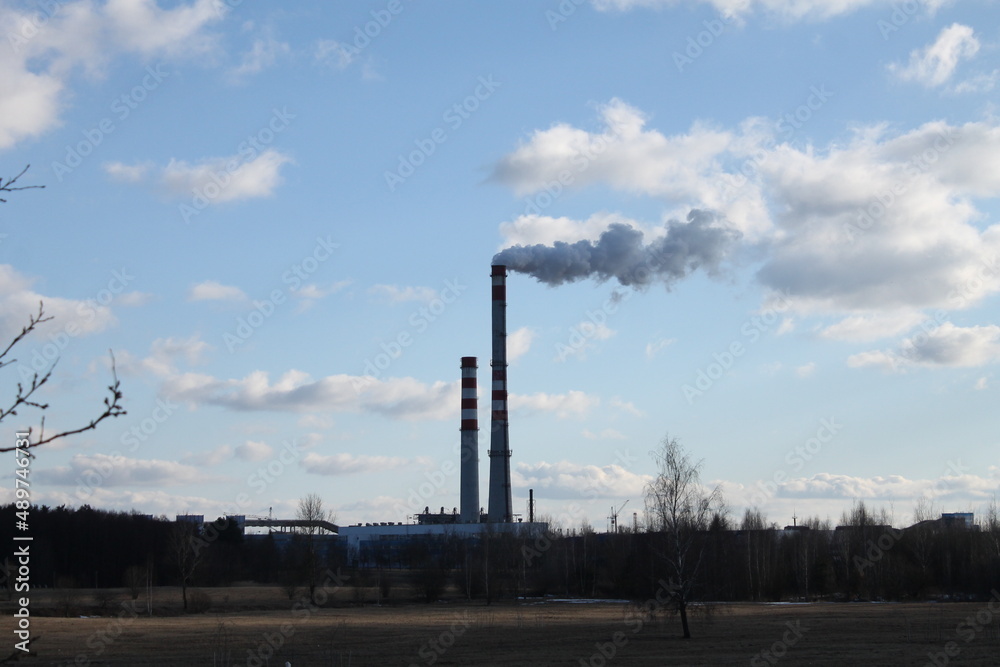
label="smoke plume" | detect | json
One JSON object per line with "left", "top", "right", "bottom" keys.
{"left": 493, "top": 209, "right": 741, "bottom": 288}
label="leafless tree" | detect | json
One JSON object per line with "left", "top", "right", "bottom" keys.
{"left": 170, "top": 521, "right": 204, "bottom": 611}
{"left": 0, "top": 165, "right": 44, "bottom": 202}
{"left": 123, "top": 565, "right": 147, "bottom": 601}
{"left": 296, "top": 493, "right": 336, "bottom": 605}
{"left": 741, "top": 506, "right": 774, "bottom": 601}
{"left": 985, "top": 496, "right": 1000, "bottom": 559}
{"left": 644, "top": 435, "right": 725, "bottom": 639}
{"left": 0, "top": 167, "right": 124, "bottom": 454}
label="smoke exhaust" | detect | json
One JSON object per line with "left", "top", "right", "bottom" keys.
{"left": 492, "top": 210, "right": 740, "bottom": 289}
{"left": 487, "top": 265, "right": 513, "bottom": 523}
{"left": 459, "top": 356, "right": 479, "bottom": 523}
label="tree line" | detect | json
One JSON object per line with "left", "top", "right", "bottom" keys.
{"left": 1, "top": 495, "right": 996, "bottom": 608}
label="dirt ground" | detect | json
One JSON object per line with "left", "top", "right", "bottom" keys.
{"left": 4, "top": 586, "right": 1000, "bottom": 666}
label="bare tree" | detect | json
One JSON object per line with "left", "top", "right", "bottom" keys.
{"left": 296, "top": 493, "right": 336, "bottom": 605}
{"left": 985, "top": 496, "right": 1000, "bottom": 559}
{"left": 644, "top": 435, "right": 724, "bottom": 639}
{"left": 0, "top": 167, "right": 124, "bottom": 454}
{"left": 170, "top": 521, "right": 204, "bottom": 612}
{"left": 123, "top": 565, "right": 147, "bottom": 601}
{"left": 0, "top": 165, "right": 44, "bottom": 202}
{"left": 740, "top": 506, "right": 774, "bottom": 601}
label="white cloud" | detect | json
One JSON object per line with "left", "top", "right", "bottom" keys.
{"left": 509, "top": 390, "right": 600, "bottom": 418}
{"left": 757, "top": 121, "right": 1000, "bottom": 316}
{"left": 0, "top": 0, "right": 222, "bottom": 149}
{"left": 103, "top": 161, "right": 151, "bottom": 183}
{"left": 292, "top": 280, "right": 351, "bottom": 313}
{"left": 187, "top": 280, "right": 247, "bottom": 302}
{"left": 235, "top": 440, "right": 274, "bottom": 462}
{"left": 103, "top": 0, "right": 223, "bottom": 57}
{"left": 889, "top": 23, "right": 979, "bottom": 87}
{"left": 496, "top": 103, "right": 1000, "bottom": 325}
{"left": 819, "top": 311, "right": 927, "bottom": 342}
{"left": 120, "top": 335, "right": 211, "bottom": 378}
{"left": 795, "top": 362, "right": 816, "bottom": 378}
{"left": 611, "top": 397, "right": 644, "bottom": 417}
{"left": 491, "top": 99, "right": 772, "bottom": 241}
{"left": 499, "top": 212, "right": 651, "bottom": 248}
{"left": 849, "top": 322, "right": 1000, "bottom": 370}
{"left": 0, "top": 62, "right": 63, "bottom": 149}
{"left": 555, "top": 321, "right": 616, "bottom": 361}
{"left": 231, "top": 35, "right": 290, "bottom": 79}
{"left": 195, "top": 444, "right": 233, "bottom": 466}
{"left": 952, "top": 69, "right": 999, "bottom": 95}
{"left": 158, "top": 149, "right": 293, "bottom": 203}
{"left": 591, "top": 0, "right": 942, "bottom": 21}
{"left": 294, "top": 280, "right": 351, "bottom": 301}
{"left": 36, "top": 487, "right": 227, "bottom": 517}
{"left": 298, "top": 414, "right": 335, "bottom": 429}
{"left": 161, "top": 368, "right": 460, "bottom": 421}
{"left": 645, "top": 335, "right": 675, "bottom": 359}
{"left": 302, "top": 452, "right": 416, "bottom": 476}
{"left": 974, "top": 377, "right": 988, "bottom": 390}
{"left": 507, "top": 326, "right": 536, "bottom": 362}
{"left": 775, "top": 471, "right": 995, "bottom": 502}
{"left": 0, "top": 264, "right": 117, "bottom": 340}
{"left": 314, "top": 39, "right": 355, "bottom": 70}
{"left": 39, "top": 453, "right": 214, "bottom": 487}
{"left": 513, "top": 460, "right": 651, "bottom": 499}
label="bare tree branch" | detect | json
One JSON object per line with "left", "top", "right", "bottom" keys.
{"left": 0, "top": 302, "right": 126, "bottom": 454}
{"left": 0, "top": 165, "right": 44, "bottom": 203}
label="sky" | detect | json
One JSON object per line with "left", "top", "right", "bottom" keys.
{"left": 1, "top": 0, "right": 998, "bottom": 531}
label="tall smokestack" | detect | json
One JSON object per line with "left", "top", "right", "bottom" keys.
{"left": 488, "top": 265, "right": 513, "bottom": 523}
{"left": 459, "top": 356, "right": 479, "bottom": 524}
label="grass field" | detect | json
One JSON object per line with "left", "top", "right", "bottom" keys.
{"left": 4, "top": 586, "right": 1000, "bottom": 666}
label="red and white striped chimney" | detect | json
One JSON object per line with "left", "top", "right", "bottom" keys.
{"left": 488, "top": 265, "right": 513, "bottom": 523}
{"left": 459, "top": 356, "right": 479, "bottom": 523}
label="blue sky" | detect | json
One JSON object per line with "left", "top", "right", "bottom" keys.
{"left": 2, "top": 0, "right": 998, "bottom": 530}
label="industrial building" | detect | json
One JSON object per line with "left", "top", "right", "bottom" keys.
{"left": 181, "top": 264, "right": 546, "bottom": 558}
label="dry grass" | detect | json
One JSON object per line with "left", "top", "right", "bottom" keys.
{"left": 3, "top": 586, "right": 1000, "bottom": 665}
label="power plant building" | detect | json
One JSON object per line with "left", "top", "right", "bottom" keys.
{"left": 230, "top": 264, "right": 546, "bottom": 557}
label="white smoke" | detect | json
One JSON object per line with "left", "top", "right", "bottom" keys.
{"left": 493, "top": 209, "right": 741, "bottom": 288}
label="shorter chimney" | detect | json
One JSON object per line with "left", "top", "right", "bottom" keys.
{"left": 459, "top": 357, "right": 479, "bottom": 523}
